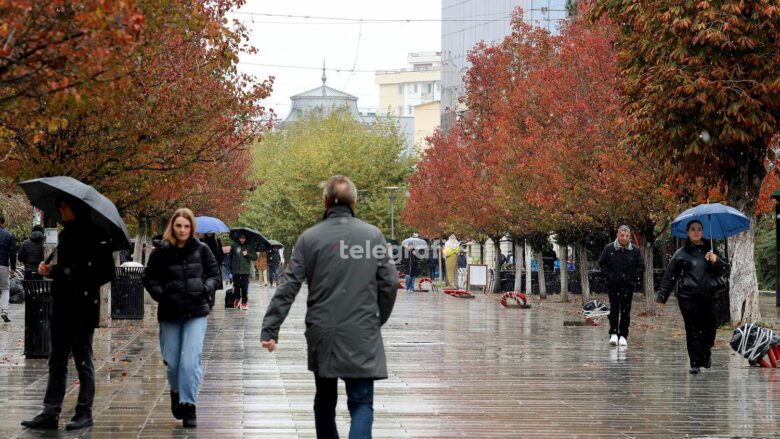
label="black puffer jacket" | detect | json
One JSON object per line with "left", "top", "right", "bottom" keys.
{"left": 17, "top": 231, "right": 44, "bottom": 271}
{"left": 657, "top": 241, "right": 730, "bottom": 303}
{"left": 597, "top": 241, "right": 644, "bottom": 289}
{"left": 143, "top": 238, "right": 220, "bottom": 322}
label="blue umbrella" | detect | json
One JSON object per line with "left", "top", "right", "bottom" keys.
{"left": 671, "top": 203, "right": 750, "bottom": 247}
{"left": 195, "top": 216, "right": 230, "bottom": 234}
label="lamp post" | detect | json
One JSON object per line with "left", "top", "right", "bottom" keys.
{"left": 772, "top": 190, "right": 780, "bottom": 307}
{"left": 384, "top": 186, "right": 400, "bottom": 240}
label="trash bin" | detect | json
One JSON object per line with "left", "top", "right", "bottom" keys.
{"left": 111, "top": 267, "right": 145, "bottom": 320}
{"left": 24, "top": 279, "right": 53, "bottom": 358}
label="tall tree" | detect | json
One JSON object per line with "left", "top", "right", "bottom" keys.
{"left": 590, "top": 0, "right": 780, "bottom": 322}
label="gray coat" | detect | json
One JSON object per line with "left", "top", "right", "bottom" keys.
{"left": 261, "top": 205, "right": 398, "bottom": 379}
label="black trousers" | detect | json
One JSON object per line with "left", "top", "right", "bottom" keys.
{"left": 234, "top": 274, "right": 250, "bottom": 304}
{"left": 608, "top": 285, "right": 634, "bottom": 338}
{"left": 42, "top": 320, "right": 95, "bottom": 417}
{"left": 678, "top": 298, "right": 718, "bottom": 368}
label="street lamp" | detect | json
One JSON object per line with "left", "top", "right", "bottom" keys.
{"left": 384, "top": 186, "right": 400, "bottom": 240}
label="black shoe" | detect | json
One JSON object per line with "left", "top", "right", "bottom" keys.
{"left": 21, "top": 413, "right": 59, "bottom": 430}
{"left": 171, "top": 391, "right": 183, "bottom": 419}
{"left": 689, "top": 367, "right": 701, "bottom": 374}
{"left": 181, "top": 403, "right": 197, "bottom": 428}
{"left": 1, "top": 313, "right": 10, "bottom": 322}
{"left": 65, "top": 413, "right": 93, "bottom": 430}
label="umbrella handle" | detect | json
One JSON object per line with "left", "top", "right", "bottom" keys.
{"left": 45, "top": 246, "right": 57, "bottom": 265}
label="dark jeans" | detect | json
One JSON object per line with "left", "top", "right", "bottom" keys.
{"left": 608, "top": 285, "right": 633, "bottom": 338}
{"left": 233, "top": 274, "right": 250, "bottom": 304}
{"left": 678, "top": 298, "right": 718, "bottom": 368}
{"left": 314, "top": 374, "right": 374, "bottom": 439}
{"left": 43, "top": 322, "right": 95, "bottom": 417}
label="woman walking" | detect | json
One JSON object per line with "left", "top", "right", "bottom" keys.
{"left": 143, "top": 208, "right": 220, "bottom": 427}
{"left": 656, "top": 220, "right": 730, "bottom": 374}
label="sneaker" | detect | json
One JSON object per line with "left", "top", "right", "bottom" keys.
{"left": 241, "top": 303, "right": 248, "bottom": 311}
{"left": 689, "top": 367, "right": 701, "bottom": 374}
{"left": 609, "top": 334, "right": 618, "bottom": 346}
{"left": 1, "top": 313, "right": 9, "bottom": 323}
{"left": 618, "top": 336, "right": 627, "bottom": 347}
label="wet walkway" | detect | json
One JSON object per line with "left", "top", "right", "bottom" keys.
{"left": 1, "top": 284, "right": 779, "bottom": 438}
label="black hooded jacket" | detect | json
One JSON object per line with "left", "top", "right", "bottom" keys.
{"left": 657, "top": 241, "right": 730, "bottom": 303}
{"left": 143, "top": 238, "right": 220, "bottom": 322}
{"left": 17, "top": 230, "right": 44, "bottom": 271}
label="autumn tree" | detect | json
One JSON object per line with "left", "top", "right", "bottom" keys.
{"left": 589, "top": 0, "right": 780, "bottom": 322}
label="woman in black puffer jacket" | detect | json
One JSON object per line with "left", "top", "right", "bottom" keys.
{"left": 143, "top": 208, "right": 219, "bottom": 428}
{"left": 657, "top": 219, "right": 730, "bottom": 375}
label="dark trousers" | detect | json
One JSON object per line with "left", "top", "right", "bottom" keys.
{"left": 314, "top": 374, "right": 374, "bottom": 439}
{"left": 233, "top": 274, "right": 250, "bottom": 304}
{"left": 608, "top": 285, "right": 634, "bottom": 338}
{"left": 678, "top": 298, "right": 718, "bottom": 368}
{"left": 43, "top": 322, "right": 95, "bottom": 417}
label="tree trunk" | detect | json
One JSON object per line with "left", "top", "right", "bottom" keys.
{"left": 99, "top": 251, "right": 120, "bottom": 328}
{"left": 537, "top": 249, "right": 547, "bottom": 299}
{"left": 513, "top": 240, "right": 523, "bottom": 292}
{"left": 560, "top": 244, "right": 569, "bottom": 302}
{"left": 643, "top": 238, "right": 656, "bottom": 317}
{"left": 728, "top": 221, "right": 761, "bottom": 323}
{"left": 492, "top": 236, "right": 503, "bottom": 293}
{"left": 132, "top": 219, "right": 148, "bottom": 263}
{"left": 577, "top": 240, "right": 590, "bottom": 305}
{"left": 524, "top": 240, "right": 532, "bottom": 294}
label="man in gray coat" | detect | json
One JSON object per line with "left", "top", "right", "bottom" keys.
{"left": 261, "top": 175, "right": 398, "bottom": 439}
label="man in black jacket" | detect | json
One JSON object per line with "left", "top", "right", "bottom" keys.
{"left": 17, "top": 224, "right": 45, "bottom": 280}
{"left": 597, "top": 225, "right": 644, "bottom": 347}
{"left": 0, "top": 213, "right": 17, "bottom": 322}
{"left": 21, "top": 195, "right": 115, "bottom": 431}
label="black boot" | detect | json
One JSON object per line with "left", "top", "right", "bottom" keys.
{"left": 65, "top": 412, "right": 93, "bottom": 430}
{"left": 170, "top": 391, "right": 184, "bottom": 419}
{"left": 21, "top": 412, "right": 59, "bottom": 430}
{"left": 181, "top": 403, "right": 197, "bottom": 428}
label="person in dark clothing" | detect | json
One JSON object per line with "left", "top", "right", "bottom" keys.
{"left": 230, "top": 234, "right": 257, "bottom": 309}
{"left": 597, "top": 225, "right": 644, "bottom": 347}
{"left": 0, "top": 214, "right": 18, "bottom": 322}
{"left": 199, "top": 232, "right": 224, "bottom": 308}
{"left": 261, "top": 175, "right": 397, "bottom": 439}
{"left": 267, "top": 247, "right": 281, "bottom": 286}
{"left": 143, "top": 208, "right": 220, "bottom": 428}
{"left": 405, "top": 243, "right": 419, "bottom": 292}
{"left": 657, "top": 219, "right": 730, "bottom": 374}
{"left": 457, "top": 250, "right": 467, "bottom": 269}
{"left": 17, "top": 225, "right": 45, "bottom": 280}
{"left": 22, "top": 196, "right": 115, "bottom": 431}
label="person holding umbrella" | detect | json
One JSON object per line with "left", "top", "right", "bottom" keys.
{"left": 230, "top": 233, "right": 257, "bottom": 309}
{"left": 142, "top": 208, "right": 220, "bottom": 428}
{"left": 21, "top": 194, "right": 117, "bottom": 430}
{"left": 657, "top": 219, "right": 731, "bottom": 374}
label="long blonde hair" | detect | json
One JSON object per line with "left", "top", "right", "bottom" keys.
{"left": 162, "top": 208, "right": 197, "bottom": 245}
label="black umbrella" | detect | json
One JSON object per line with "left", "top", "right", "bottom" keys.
{"left": 229, "top": 227, "right": 271, "bottom": 251}
{"left": 268, "top": 239, "right": 284, "bottom": 248}
{"left": 19, "top": 176, "right": 132, "bottom": 251}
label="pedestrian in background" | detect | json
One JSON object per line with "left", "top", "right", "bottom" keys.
{"left": 17, "top": 224, "right": 45, "bottom": 280}
{"left": 143, "top": 208, "right": 220, "bottom": 427}
{"left": 261, "top": 175, "right": 397, "bottom": 439}
{"left": 597, "top": 225, "right": 644, "bottom": 348}
{"left": 230, "top": 234, "right": 256, "bottom": 309}
{"left": 22, "top": 195, "right": 115, "bottom": 430}
{"left": 657, "top": 219, "right": 730, "bottom": 374}
{"left": 0, "top": 213, "right": 17, "bottom": 323}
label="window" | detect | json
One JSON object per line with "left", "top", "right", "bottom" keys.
{"left": 397, "top": 106, "right": 403, "bottom": 116}
{"left": 426, "top": 83, "right": 433, "bottom": 94}
{"left": 398, "top": 84, "right": 403, "bottom": 95}
{"left": 413, "top": 83, "right": 418, "bottom": 93}
{"left": 408, "top": 105, "right": 414, "bottom": 115}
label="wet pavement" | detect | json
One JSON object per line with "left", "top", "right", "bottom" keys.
{"left": 1, "top": 283, "right": 779, "bottom": 438}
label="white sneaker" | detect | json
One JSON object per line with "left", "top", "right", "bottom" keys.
{"left": 609, "top": 334, "right": 618, "bottom": 346}
{"left": 618, "top": 336, "right": 628, "bottom": 347}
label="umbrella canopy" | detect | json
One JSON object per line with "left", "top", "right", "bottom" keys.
{"left": 671, "top": 203, "right": 750, "bottom": 241}
{"left": 268, "top": 239, "right": 284, "bottom": 248}
{"left": 402, "top": 237, "right": 428, "bottom": 250}
{"left": 19, "top": 176, "right": 132, "bottom": 251}
{"left": 229, "top": 227, "right": 271, "bottom": 251}
{"left": 195, "top": 216, "right": 229, "bottom": 234}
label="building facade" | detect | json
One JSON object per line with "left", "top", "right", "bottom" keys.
{"left": 441, "top": 0, "right": 569, "bottom": 131}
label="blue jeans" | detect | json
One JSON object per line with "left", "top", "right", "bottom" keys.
{"left": 314, "top": 375, "right": 374, "bottom": 439}
{"left": 159, "top": 316, "right": 208, "bottom": 405}
{"left": 405, "top": 275, "right": 415, "bottom": 292}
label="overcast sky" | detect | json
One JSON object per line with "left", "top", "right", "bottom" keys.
{"left": 231, "top": 1, "right": 442, "bottom": 119}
